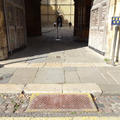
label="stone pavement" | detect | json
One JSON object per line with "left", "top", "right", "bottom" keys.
{"left": 0, "top": 27, "right": 120, "bottom": 118}
{"left": 0, "top": 27, "right": 120, "bottom": 95}
{"left": 0, "top": 92, "right": 120, "bottom": 116}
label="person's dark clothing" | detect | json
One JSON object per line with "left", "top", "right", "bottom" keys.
{"left": 57, "top": 16, "right": 62, "bottom": 27}
{"left": 69, "top": 22, "right": 72, "bottom": 27}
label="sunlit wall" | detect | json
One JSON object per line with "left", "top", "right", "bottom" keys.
{"left": 41, "top": 0, "right": 74, "bottom": 27}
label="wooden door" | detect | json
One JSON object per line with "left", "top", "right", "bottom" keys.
{"left": 74, "top": 0, "right": 92, "bottom": 42}
{"left": 4, "top": 0, "right": 26, "bottom": 53}
{"left": 89, "top": 0, "right": 109, "bottom": 54}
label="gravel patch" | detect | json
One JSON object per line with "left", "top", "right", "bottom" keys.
{"left": 0, "top": 93, "right": 30, "bottom": 114}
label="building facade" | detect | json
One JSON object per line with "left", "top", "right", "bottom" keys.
{"left": 89, "top": 0, "right": 120, "bottom": 60}
{"left": 41, "top": 0, "right": 74, "bottom": 27}
{"left": 0, "top": 0, "right": 120, "bottom": 62}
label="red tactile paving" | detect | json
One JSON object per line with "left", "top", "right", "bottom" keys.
{"left": 28, "top": 94, "right": 97, "bottom": 112}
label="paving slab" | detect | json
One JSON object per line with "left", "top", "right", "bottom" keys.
{"left": 45, "top": 63, "right": 63, "bottom": 68}
{"left": 63, "top": 63, "right": 95, "bottom": 67}
{"left": 94, "top": 67, "right": 118, "bottom": 85}
{"left": 9, "top": 68, "right": 38, "bottom": 84}
{"left": 0, "top": 68, "right": 16, "bottom": 83}
{"left": 64, "top": 67, "right": 77, "bottom": 71}
{"left": 27, "top": 63, "right": 45, "bottom": 68}
{"left": 77, "top": 67, "right": 107, "bottom": 84}
{"left": 0, "top": 84, "right": 24, "bottom": 94}
{"left": 99, "top": 84, "right": 120, "bottom": 95}
{"left": 63, "top": 84, "right": 102, "bottom": 96}
{"left": 0, "top": 68, "right": 16, "bottom": 74}
{"left": 24, "top": 84, "right": 62, "bottom": 94}
{"left": 65, "top": 71, "right": 80, "bottom": 83}
{"left": 33, "top": 68, "right": 64, "bottom": 84}
{"left": 107, "top": 69, "right": 120, "bottom": 84}
{"left": 4, "top": 63, "right": 28, "bottom": 68}
{"left": 27, "top": 56, "right": 47, "bottom": 63}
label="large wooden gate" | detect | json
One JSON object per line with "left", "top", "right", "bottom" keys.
{"left": 4, "top": 0, "right": 26, "bottom": 53}
{"left": 89, "top": 0, "right": 109, "bottom": 55}
{"left": 74, "top": 0, "right": 92, "bottom": 42}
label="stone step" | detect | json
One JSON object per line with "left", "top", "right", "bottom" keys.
{"left": 0, "top": 84, "right": 102, "bottom": 96}
{"left": 24, "top": 84, "right": 102, "bottom": 96}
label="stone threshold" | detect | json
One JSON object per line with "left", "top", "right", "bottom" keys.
{"left": 0, "top": 83, "right": 102, "bottom": 96}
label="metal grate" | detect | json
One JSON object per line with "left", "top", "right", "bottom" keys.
{"left": 27, "top": 94, "right": 97, "bottom": 112}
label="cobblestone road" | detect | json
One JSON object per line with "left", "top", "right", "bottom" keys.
{"left": 0, "top": 93, "right": 120, "bottom": 116}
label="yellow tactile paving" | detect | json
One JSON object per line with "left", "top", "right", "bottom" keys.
{"left": 0, "top": 117, "right": 120, "bottom": 120}
{"left": 3, "top": 62, "right": 109, "bottom": 68}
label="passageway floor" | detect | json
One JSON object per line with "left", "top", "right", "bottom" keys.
{"left": 0, "top": 27, "right": 120, "bottom": 95}
{"left": 0, "top": 27, "right": 120, "bottom": 116}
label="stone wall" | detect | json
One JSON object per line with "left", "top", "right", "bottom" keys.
{"left": 41, "top": 0, "right": 74, "bottom": 27}
{"left": 89, "top": 0, "right": 109, "bottom": 55}
{"left": 106, "top": 0, "right": 120, "bottom": 60}
{"left": 0, "top": 0, "right": 8, "bottom": 60}
{"left": 89, "top": 0, "right": 120, "bottom": 61}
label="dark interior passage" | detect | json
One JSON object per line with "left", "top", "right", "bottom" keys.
{"left": 8, "top": 27, "right": 87, "bottom": 60}
{"left": 24, "top": 0, "right": 93, "bottom": 42}
{"left": 74, "top": 0, "right": 92, "bottom": 42}
{"left": 3, "top": 0, "right": 93, "bottom": 59}
{"left": 25, "top": 0, "right": 41, "bottom": 36}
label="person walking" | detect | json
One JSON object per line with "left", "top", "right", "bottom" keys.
{"left": 57, "top": 15, "right": 63, "bottom": 27}
{"left": 56, "top": 15, "right": 63, "bottom": 40}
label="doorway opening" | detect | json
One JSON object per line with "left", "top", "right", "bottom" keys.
{"left": 4, "top": 0, "right": 93, "bottom": 61}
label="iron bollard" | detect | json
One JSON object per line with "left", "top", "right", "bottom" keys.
{"left": 112, "top": 26, "right": 119, "bottom": 65}
{"left": 116, "top": 27, "right": 120, "bottom": 62}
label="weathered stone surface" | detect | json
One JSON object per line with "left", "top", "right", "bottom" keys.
{"left": 99, "top": 84, "right": 120, "bottom": 95}
{"left": 77, "top": 67, "right": 107, "bottom": 84}
{"left": 33, "top": 68, "right": 64, "bottom": 84}
{"left": 65, "top": 70, "right": 80, "bottom": 83}
{"left": 89, "top": 0, "right": 109, "bottom": 54}
{"left": 9, "top": 68, "right": 38, "bottom": 84}
{"left": 63, "top": 84, "right": 102, "bottom": 96}
{"left": 0, "top": 84, "right": 24, "bottom": 94}
{"left": 24, "top": 84, "right": 62, "bottom": 94}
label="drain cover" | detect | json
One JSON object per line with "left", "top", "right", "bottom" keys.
{"left": 27, "top": 94, "right": 97, "bottom": 112}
